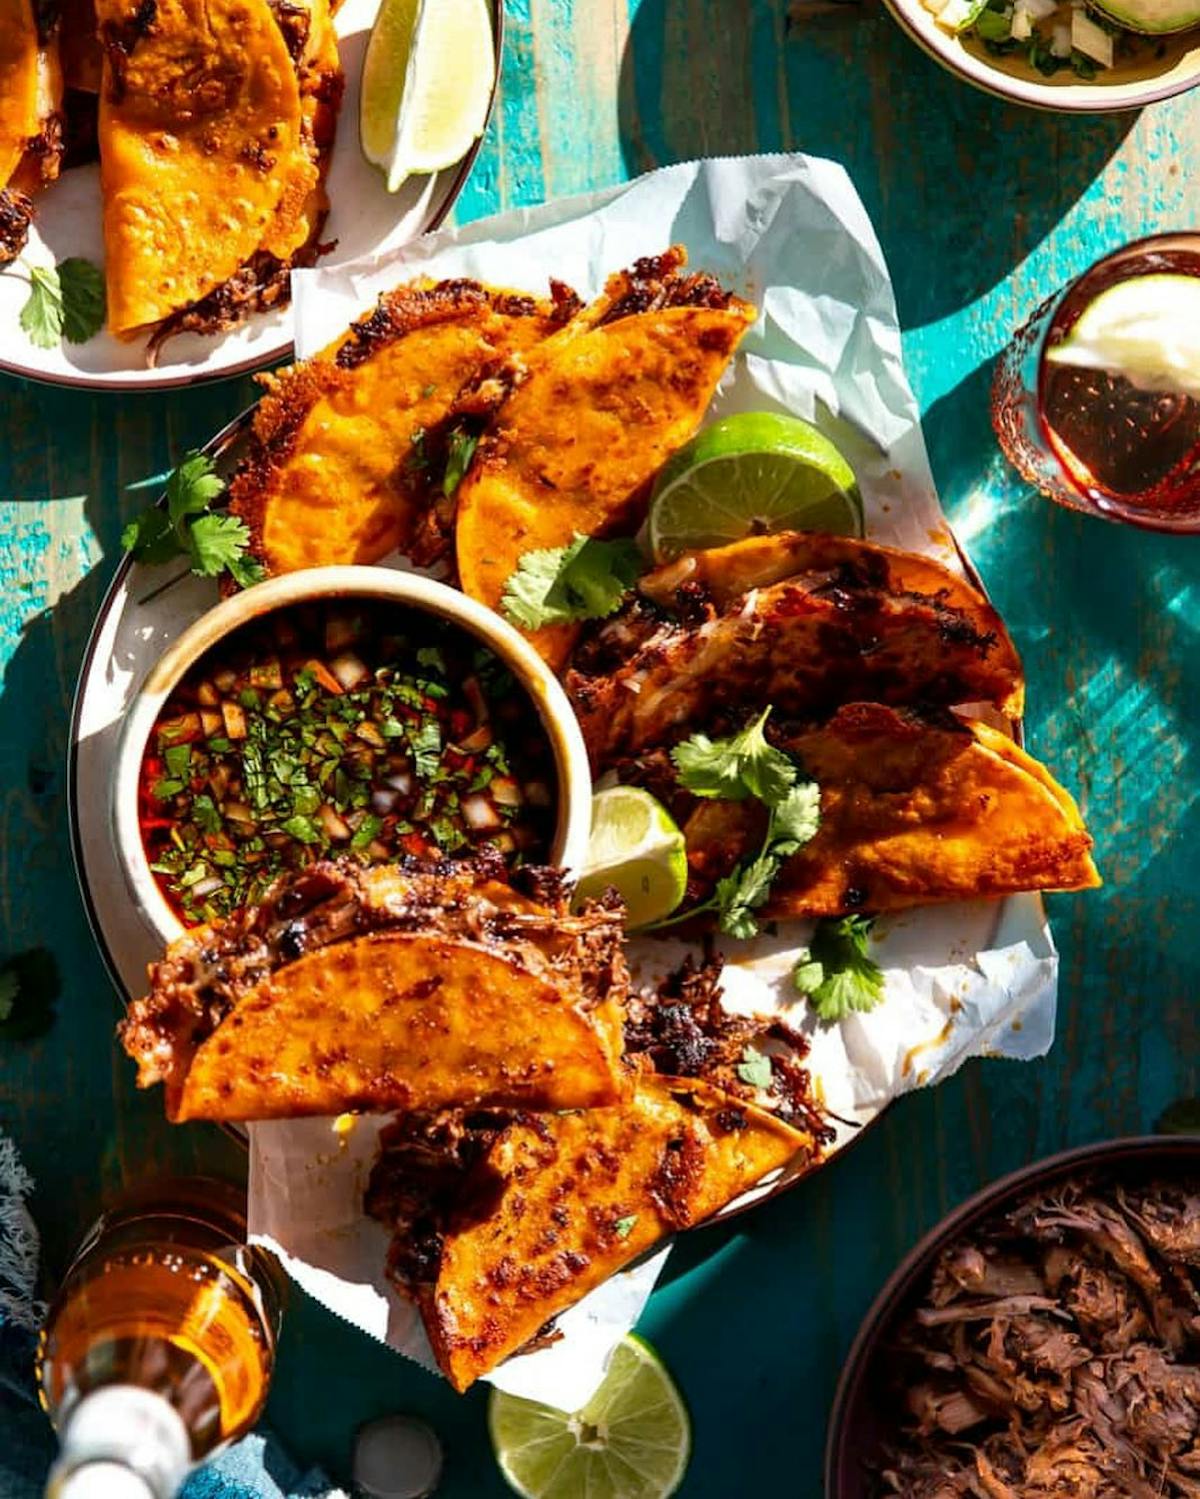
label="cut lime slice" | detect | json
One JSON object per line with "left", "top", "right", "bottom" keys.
{"left": 489, "top": 1334, "right": 692, "bottom": 1499}
{"left": 574, "top": 787, "right": 688, "bottom": 930}
{"left": 647, "top": 411, "right": 863, "bottom": 562}
{"left": 360, "top": 0, "right": 495, "bottom": 194}
{"left": 1045, "top": 273, "right": 1200, "bottom": 401}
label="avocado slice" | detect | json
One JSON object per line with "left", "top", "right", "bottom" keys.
{"left": 1088, "top": 0, "right": 1200, "bottom": 34}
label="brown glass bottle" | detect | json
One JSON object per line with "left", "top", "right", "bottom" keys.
{"left": 37, "top": 1178, "right": 282, "bottom": 1499}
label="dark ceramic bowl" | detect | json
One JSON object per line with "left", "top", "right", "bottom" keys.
{"left": 824, "top": 1134, "right": 1200, "bottom": 1498}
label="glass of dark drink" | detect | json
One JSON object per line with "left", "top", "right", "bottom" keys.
{"left": 991, "top": 233, "right": 1200, "bottom": 533}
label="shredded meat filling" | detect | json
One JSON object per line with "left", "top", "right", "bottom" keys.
{"left": 874, "top": 1173, "right": 1200, "bottom": 1498}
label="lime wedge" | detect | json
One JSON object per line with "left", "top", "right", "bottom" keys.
{"left": 360, "top": 0, "right": 496, "bottom": 194}
{"left": 1045, "top": 273, "right": 1200, "bottom": 401}
{"left": 647, "top": 411, "right": 863, "bottom": 562}
{"left": 574, "top": 787, "right": 688, "bottom": 930}
{"left": 489, "top": 1334, "right": 692, "bottom": 1499}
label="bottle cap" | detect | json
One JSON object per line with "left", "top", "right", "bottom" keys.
{"left": 353, "top": 1414, "right": 444, "bottom": 1499}
{"left": 46, "top": 1387, "right": 192, "bottom": 1499}
{"left": 51, "top": 1462, "right": 156, "bottom": 1499}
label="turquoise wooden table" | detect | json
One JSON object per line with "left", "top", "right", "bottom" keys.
{"left": 2, "top": 2, "right": 1197, "bottom": 1493}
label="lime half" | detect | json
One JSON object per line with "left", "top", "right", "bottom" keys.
{"left": 574, "top": 787, "right": 688, "bottom": 930}
{"left": 1045, "top": 273, "right": 1200, "bottom": 402}
{"left": 648, "top": 411, "right": 863, "bottom": 562}
{"left": 489, "top": 1334, "right": 692, "bottom": 1499}
{"left": 360, "top": 0, "right": 496, "bottom": 193}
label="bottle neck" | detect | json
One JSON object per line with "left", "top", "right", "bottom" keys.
{"left": 46, "top": 1387, "right": 193, "bottom": 1499}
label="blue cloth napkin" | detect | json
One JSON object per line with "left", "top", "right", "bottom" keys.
{"left": 0, "top": 1132, "right": 341, "bottom": 1499}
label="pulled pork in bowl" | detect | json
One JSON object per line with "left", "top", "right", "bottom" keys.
{"left": 825, "top": 1136, "right": 1200, "bottom": 1497}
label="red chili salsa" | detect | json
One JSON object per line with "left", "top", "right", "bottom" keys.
{"left": 139, "top": 602, "right": 558, "bottom": 926}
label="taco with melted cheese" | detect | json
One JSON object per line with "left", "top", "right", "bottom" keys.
{"left": 0, "top": 0, "right": 64, "bottom": 265}
{"left": 119, "top": 857, "right": 628, "bottom": 1123}
{"left": 94, "top": 0, "right": 342, "bottom": 352}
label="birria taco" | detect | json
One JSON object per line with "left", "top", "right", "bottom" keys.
{"left": 119, "top": 857, "right": 628, "bottom": 1122}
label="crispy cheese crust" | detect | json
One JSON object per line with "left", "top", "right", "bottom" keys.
{"left": 95, "top": 0, "right": 342, "bottom": 340}
{"left": 617, "top": 703, "right": 1100, "bottom": 916}
{"left": 228, "top": 280, "right": 573, "bottom": 574}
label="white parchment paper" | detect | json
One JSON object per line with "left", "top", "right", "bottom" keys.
{"left": 250, "top": 155, "right": 1059, "bottom": 1411}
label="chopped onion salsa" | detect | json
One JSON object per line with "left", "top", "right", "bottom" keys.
{"left": 927, "top": 0, "right": 1147, "bottom": 77}
{"left": 139, "top": 603, "right": 558, "bottom": 926}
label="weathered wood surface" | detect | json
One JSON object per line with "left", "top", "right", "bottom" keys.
{"left": 0, "top": 2, "right": 1196, "bottom": 1492}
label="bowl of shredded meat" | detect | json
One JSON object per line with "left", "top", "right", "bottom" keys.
{"left": 825, "top": 1135, "right": 1200, "bottom": 1498}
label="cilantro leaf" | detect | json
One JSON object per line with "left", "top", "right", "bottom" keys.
{"left": 769, "top": 781, "right": 822, "bottom": 853}
{"left": 673, "top": 709, "right": 797, "bottom": 806}
{"left": 166, "top": 451, "right": 226, "bottom": 526}
{"left": 443, "top": 430, "right": 479, "bottom": 498}
{"left": 185, "top": 512, "right": 254, "bottom": 578}
{"left": 225, "top": 552, "right": 268, "bottom": 590}
{"left": 58, "top": 258, "right": 106, "bottom": 344}
{"left": 501, "top": 535, "right": 644, "bottom": 630}
{"left": 736, "top": 1046, "right": 774, "bottom": 1090}
{"left": 613, "top": 1214, "right": 638, "bottom": 1240}
{"left": 120, "top": 507, "right": 179, "bottom": 566}
{"left": 17, "top": 258, "right": 105, "bottom": 347}
{"left": 799, "top": 916, "right": 886, "bottom": 1023}
{"left": 19, "top": 263, "right": 64, "bottom": 348}
{"left": 716, "top": 852, "right": 778, "bottom": 939}
{"left": 1157, "top": 1098, "right": 1200, "bottom": 1136}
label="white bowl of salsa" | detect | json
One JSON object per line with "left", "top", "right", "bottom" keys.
{"left": 112, "top": 566, "right": 594, "bottom": 950}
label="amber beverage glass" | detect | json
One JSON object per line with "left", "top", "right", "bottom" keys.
{"left": 991, "top": 233, "right": 1200, "bottom": 533}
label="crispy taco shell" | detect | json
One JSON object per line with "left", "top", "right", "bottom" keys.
{"left": 454, "top": 248, "right": 757, "bottom": 668}
{"left": 630, "top": 704, "right": 1099, "bottom": 916}
{"left": 229, "top": 281, "right": 571, "bottom": 575}
{"left": 0, "top": 0, "right": 63, "bottom": 264}
{"left": 95, "top": 0, "right": 339, "bottom": 337}
{"left": 171, "top": 930, "right": 624, "bottom": 1122}
{"left": 568, "top": 531, "right": 1026, "bottom": 767}
{"left": 408, "top": 1076, "right": 814, "bottom": 1391}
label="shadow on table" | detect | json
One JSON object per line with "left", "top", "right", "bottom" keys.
{"left": 0, "top": 373, "right": 252, "bottom": 1272}
{"left": 618, "top": 0, "right": 1135, "bottom": 329}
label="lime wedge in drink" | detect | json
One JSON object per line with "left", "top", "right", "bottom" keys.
{"left": 647, "top": 411, "right": 863, "bottom": 562}
{"left": 573, "top": 787, "right": 688, "bottom": 930}
{"left": 360, "top": 0, "right": 496, "bottom": 193}
{"left": 489, "top": 1334, "right": 692, "bottom": 1499}
{"left": 1045, "top": 273, "right": 1200, "bottom": 401}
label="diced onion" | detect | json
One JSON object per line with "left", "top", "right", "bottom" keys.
{"left": 458, "top": 725, "right": 493, "bottom": 753}
{"left": 331, "top": 652, "right": 370, "bottom": 691}
{"left": 1051, "top": 19, "right": 1072, "bottom": 52}
{"left": 385, "top": 771, "right": 414, "bottom": 794}
{"left": 372, "top": 788, "right": 400, "bottom": 814}
{"left": 319, "top": 804, "right": 352, "bottom": 841}
{"left": 190, "top": 876, "right": 225, "bottom": 898}
{"left": 1011, "top": 5, "right": 1033, "bottom": 37}
{"left": 491, "top": 775, "right": 522, "bottom": 807}
{"left": 462, "top": 795, "right": 502, "bottom": 831}
{"left": 1071, "top": 8, "right": 1113, "bottom": 63}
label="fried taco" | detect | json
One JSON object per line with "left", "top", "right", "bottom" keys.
{"left": 367, "top": 954, "right": 831, "bottom": 1390}
{"left": 454, "top": 247, "right": 758, "bottom": 667}
{"left": 566, "top": 531, "right": 1026, "bottom": 768}
{"left": 228, "top": 279, "right": 580, "bottom": 577}
{"left": 119, "top": 857, "right": 629, "bottom": 1123}
{"left": 617, "top": 702, "right": 1100, "bottom": 917}
{"left": 95, "top": 0, "right": 342, "bottom": 350}
{"left": 368, "top": 1075, "right": 816, "bottom": 1391}
{"left": 0, "top": 0, "right": 63, "bottom": 266}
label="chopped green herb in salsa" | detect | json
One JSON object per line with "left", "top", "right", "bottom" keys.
{"left": 139, "top": 604, "right": 557, "bottom": 925}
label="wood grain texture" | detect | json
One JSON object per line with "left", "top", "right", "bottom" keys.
{"left": 0, "top": 2, "right": 1196, "bottom": 1492}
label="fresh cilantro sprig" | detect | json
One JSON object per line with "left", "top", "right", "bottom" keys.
{"left": 501, "top": 534, "right": 644, "bottom": 631}
{"left": 735, "top": 1045, "right": 774, "bottom": 1090}
{"left": 16, "top": 257, "right": 105, "bottom": 348}
{"left": 793, "top": 915, "right": 885, "bottom": 1023}
{"left": 121, "top": 451, "right": 265, "bottom": 588}
{"left": 650, "top": 708, "right": 820, "bottom": 941}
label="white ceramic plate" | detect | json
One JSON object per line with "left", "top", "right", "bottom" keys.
{"left": 0, "top": 0, "right": 501, "bottom": 390}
